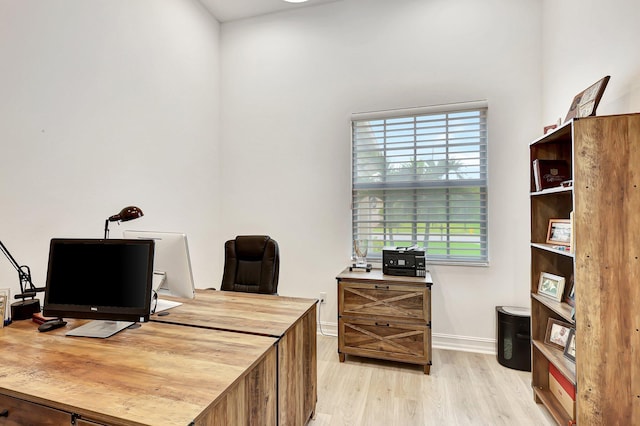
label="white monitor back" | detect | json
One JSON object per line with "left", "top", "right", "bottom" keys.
{"left": 123, "top": 231, "right": 196, "bottom": 299}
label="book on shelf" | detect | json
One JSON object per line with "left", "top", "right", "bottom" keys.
{"left": 533, "top": 159, "right": 570, "bottom": 191}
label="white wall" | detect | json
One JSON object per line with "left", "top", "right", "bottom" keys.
{"left": 541, "top": 0, "right": 640, "bottom": 122}
{"left": 8, "top": 0, "right": 635, "bottom": 352}
{"left": 0, "top": 1, "right": 222, "bottom": 300}
{"left": 220, "top": 0, "right": 542, "bottom": 351}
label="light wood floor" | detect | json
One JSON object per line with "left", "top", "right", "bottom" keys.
{"left": 309, "top": 335, "right": 555, "bottom": 426}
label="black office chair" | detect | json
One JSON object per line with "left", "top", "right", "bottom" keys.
{"left": 220, "top": 235, "right": 279, "bottom": 295}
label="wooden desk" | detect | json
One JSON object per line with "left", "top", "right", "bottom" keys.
{"left": 152, "top": 290, "right": 318, "bottom": 426}
{"left": 0, "top": 319, "right": 277, "bottom": 425}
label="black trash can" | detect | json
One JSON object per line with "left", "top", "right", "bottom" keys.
{"left": 496, "top": 306, "right": 531, "bottom": 371}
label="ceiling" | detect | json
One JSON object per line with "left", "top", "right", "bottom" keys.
{"left": 199, "top": 0, "right": 339, "bottom": 23}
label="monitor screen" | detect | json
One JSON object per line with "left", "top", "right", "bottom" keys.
{"left": 123, "top": 231, "right": 195, "bottom": 299}
{"left": 43, "top": 239, "right": 155, "bottom": 323}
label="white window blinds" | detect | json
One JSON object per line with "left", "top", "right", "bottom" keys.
{"left": 351, "top": 102, "right": 488, "bottom": 265}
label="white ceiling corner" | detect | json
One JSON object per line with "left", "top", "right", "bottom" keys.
{"left": 199, "top": 0, "right": 340, "bottom": 23}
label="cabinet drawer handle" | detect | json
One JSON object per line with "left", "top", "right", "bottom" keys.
{"left": 375, "top": 322, "right": 390, "bottom": 327}
{"left": 0, "top": 409, "right": 8, "bottom": 417}
{"left": 374, "top": 285, "right": 390, "bottom": 290}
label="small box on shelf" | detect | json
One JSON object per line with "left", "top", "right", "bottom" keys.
{"left": 549, "top": 363, "right": 576, "bottom": 420}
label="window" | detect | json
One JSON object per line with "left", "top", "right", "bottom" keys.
{"left": 351, "top": 101, "right": 488, "bottom": 265}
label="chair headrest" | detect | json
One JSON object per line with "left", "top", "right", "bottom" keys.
{"left": 235, "top": 235, "right": 271, "bottom": 260}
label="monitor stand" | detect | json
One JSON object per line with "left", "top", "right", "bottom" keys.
{"left": 66, "top": 320, "right": 134, "bottom": 338}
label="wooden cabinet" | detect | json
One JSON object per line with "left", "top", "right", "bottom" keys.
{"left": 529, "top": 113, "right": 640, "bottom": 425}
{"left": 336, "top": 268, "right": 432, "bottom": 374}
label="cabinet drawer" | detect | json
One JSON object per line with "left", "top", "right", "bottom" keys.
{"left": 0, "top": 393, "right": 71, "bottom": 425}
{"left": 338, "top": 317, "right": 431, "bottom": 365}
{"left": 339, "top": 281, "right": 430, "bottom": 322}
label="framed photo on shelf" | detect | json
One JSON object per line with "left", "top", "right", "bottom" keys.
{"left": 564, "top": 275, "right": 575, "bottom": 307}
{"left": 564, "top": 328, "right": 576, "bottom": 362}
{"left": 564, "top": 75, "right": 610, "bottom": 123}
{"left": 0, "top": 294, "right": 6, "bottom": 328}
{"left": 0, "top": 288, "right": 9, "bottom": 326}
{"left": 544, "top": 318, "right": 573, "bottom": 351}
{"left": 538, "top": 272, "right": 566, "bottom": 302}
{"left": 546, "top": 219, "right": 572, "bottom": 246}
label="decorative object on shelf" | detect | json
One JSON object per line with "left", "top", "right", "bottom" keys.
{"left": 549, "top": 363, "right": 576, "bottom": 420}
{"left": 0, "top": 294, "right": 6, "bottom": 328}
{"left": 349, "top": 239, "right": 371, "bottom": 272}
{"left": 533, "top": 159, "right": 570, "bottom": 191}
{"left": 104, "top": 205, "right": 144, "bottom": 239}
{"left": 538, "top": 272, "right": 566, "bottom": 302}
{"left": 564, "top": 275, "right": 575, "bottom": 307}
{"left": 564, "top": 328, "right": 576, "bottom": 362}
{"left": 544, "top": 318, "right": 573, "bottom": 351}
{"left": 0, "top": 288, "right": 9, "bottom": 325}
{"left": 543, "top": 118, "right": 563, "bottom": 134}
{"left": 564, "top": 75, "right": 611, "bottom": 123}
{"left": 546, "top": 219, "right": 571, "bottom": 246}
{"left": 569, "top": 211, "right": 575, "bottom": 253}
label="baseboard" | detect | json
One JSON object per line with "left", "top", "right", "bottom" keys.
{"left": 317, "top": 321, "right": 337, "bottom": 337}
{"left": 432, "top": 332, "right": 496, "bottom": 355}
{"left": 316, "top": 323, "right": 496, "bottom": 355}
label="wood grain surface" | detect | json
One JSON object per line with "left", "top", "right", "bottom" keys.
{"left": 573, "top": 114, "right": 640, "bottom": 424}
{"left": 153, "top": 289, "right": 317, "bottom": 338}
{"left": 0, "top": 319, "right": 277, "bottom": 425}
{"left": 151, "top": 289, "right": 318, "bottom": 426}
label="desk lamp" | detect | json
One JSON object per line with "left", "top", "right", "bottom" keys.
{"left": 104, "top": 206, "right": 143, "bottom": 239}
{"left": 0, "top": 240, "right": 45, "bottom": 320}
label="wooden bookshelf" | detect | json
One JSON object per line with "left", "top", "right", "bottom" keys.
{"left": 529, "top": 113, "right": 640, "bottom": 424}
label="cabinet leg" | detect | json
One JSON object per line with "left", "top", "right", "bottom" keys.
{"left": 339, "top": 353, "right": 345, "bottom": 362}
{"left": 424, "top": 364, "right": 431, "bottom": 375}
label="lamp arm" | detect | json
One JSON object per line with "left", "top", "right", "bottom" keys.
{"left": 0, "top": 240, "right": 23, "bottom": 275}
{"left": 0, "top": 240, "right": 42, "bottom": 299}
{"left": 104, "top": 218, "right": 110, "bottom": 239}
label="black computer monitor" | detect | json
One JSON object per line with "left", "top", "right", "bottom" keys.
{"left": 43, "top": 238, "right": 154, "bottom": 338}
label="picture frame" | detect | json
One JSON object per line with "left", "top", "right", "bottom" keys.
{"left": 564, "top": 75, "right": 610, "bottom": 123}
{"left": 0, "top": 295, "right": 6, "bottom": 328}
{"left": 544, "top": 318, "right": 573, "bottom": 351}
{"left": 563, "top": 328, "right": 576, "bottom": 362}
{"left": 546, "top": 219, "right": 571, "bottom": 246}
{"left": 564, "top": 275, "right": 575, "bottom": 307}
{"left": 538, "top": 272, "right": 566, "bottom": 302}
{"left": 0, "top": 288, "right": 9, "bottom": 324}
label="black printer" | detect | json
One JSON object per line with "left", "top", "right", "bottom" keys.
{"left": 382, "top": 246, "right": 427, "bottom": 277}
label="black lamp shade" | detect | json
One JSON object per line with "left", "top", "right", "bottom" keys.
{"left": 109, "top": 206, "right": 144, "bottom": 222}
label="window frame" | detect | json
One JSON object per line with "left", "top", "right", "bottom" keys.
{"left": 351, "top": 101, "right": 489, "bottom": 266}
